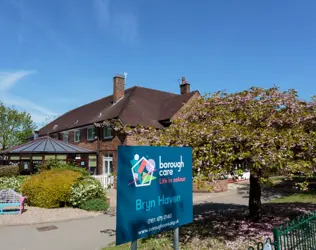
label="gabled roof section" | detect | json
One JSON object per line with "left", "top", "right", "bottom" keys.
{"left": 39, "top": 88, "right": 136, "bottom": 135}
{"left": 159, "top": 91, "right": 199, "bottom": 121}
{"left": 119, "top": 86, "right": 179, "bottom": 128}
{"left": 0, "top": 136, "right": 94, "bottom": 154}
{"left": 38, "top": 86, "right": 198, "bottom": 135}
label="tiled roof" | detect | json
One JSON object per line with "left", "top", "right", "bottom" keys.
{"left": 38, "top": 86, "right": 198, "bottom": 136}
{"left": 0, "top": 136, "right": 94, "bottom": 154}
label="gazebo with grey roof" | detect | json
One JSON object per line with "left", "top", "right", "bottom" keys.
{"left": 0, "top": 136, "right": 97, "bottom": 174}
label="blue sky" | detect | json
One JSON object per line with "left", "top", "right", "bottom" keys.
{"left": 0, "top": 0, "right": 316, "bottom": 127}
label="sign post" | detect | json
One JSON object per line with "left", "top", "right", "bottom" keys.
{"left": 131, "top": 240, "right": 137, "bottom": 250}
{"left": 116, "top": 146, "right": 193, "bottom": 248}
{"left": 174, "top": 228, "right": 179, "bottom": 250}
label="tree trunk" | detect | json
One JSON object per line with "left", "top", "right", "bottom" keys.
{"left": 249, "top": 169, "right": 262, "bottom": 221}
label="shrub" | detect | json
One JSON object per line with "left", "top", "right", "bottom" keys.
{"left": 70, "top": 176, "right": 106, "bottom": 207}
{"left": 37, "top": 159, "right": 89, "bottom": 176}
{"left": 79, "top": 198, "right": 109, "bottom": 211}
{"left": 21, "top": 169, "right": 82, "bottom": 208}
{"left": 0, "top": 176, "right": 30, "bottom": 192}
{"left": 0, "top": 165, "right": 20, "bottom": 177}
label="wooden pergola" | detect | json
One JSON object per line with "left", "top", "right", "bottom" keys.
{"left": 0, "top": 136, "right": 97, "bottom": 174}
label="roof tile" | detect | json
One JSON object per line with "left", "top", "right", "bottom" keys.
{"left": 38, "top": 86, "right": 198, "bottom": 135}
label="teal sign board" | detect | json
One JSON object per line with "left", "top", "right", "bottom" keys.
{"left": 116, "top": 146, "right": 193, "bottom": 245}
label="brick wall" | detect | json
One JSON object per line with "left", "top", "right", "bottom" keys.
{"left": 47, "top": 92, "right": 199, "bottom": 176}
{"left": 49, "top": 127, "right": 125, "bottom": 175}
{"left": 193, "top": 179, "right": 228, "bottom": 193}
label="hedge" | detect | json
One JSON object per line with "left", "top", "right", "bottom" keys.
{"left": 79, "top": 198, "right": 109, "bottom": 211}
{"left": 0, "top": 176, "right": 30, "bottom": 192}
{"left": 37, "top": 159, "right": 90, "bottom": 176}
{"left": 70, "top": 176, "right": 106, "bottom": 207}
{"left": 0, "top": 165, "right": 20, "bottom": 177}
{"left": 21, "top": 169, "right": 82, "bottom": 208}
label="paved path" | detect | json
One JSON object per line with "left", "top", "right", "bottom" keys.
{"left": 0, "top": 214, "right": 116, "bottom": 250}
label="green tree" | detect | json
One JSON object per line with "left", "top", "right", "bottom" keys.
{"left": 118, "top": 87, "right": 316, "bottom": 221}
{"left": 0, "top": 102, "right": 35, "bottom": 150}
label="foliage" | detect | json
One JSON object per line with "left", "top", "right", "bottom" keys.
{"left": 21, "top": 169, "right": 82, "bottom": 208}
{"left": 295, "top": 181, "right": 309, "bottom": 191}
{"left": 0, "top": 165, "right": 20, "bottom": 177}
{"left": 38, "top": 159, "right": 89, "bottom": 176}
{"left": 0, "top": 175, "right": 30, "bottom": 192}
{"left": 231, "top": 169, "right": 245, "bottom": 180}
{"left": 0, "top": 102, "right": 35, "bottom": 150}
{"left": 103, "top": 236, "right": 249, "bottom": 250}
{"left": 79, "top": 198, "right": 109, "bottom": 211}
{"left": 121, "top": 87, "right": 316, "bottom": 177}
{"left": 116, "top": 86, "right": 316, "bottom": 219}
{"left": 70, "top": 176, "right": 106, "bottom": 207}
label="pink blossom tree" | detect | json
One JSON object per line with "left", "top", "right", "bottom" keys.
{"left": 118, "top": 86, "right": 316, "bottom": 221}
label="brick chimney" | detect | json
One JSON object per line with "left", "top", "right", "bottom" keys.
{"left": 180, "top": 76, "right": 190, "bottom": 95}
{"left": 113, "top": 74, "right": 125, "bottom": 103}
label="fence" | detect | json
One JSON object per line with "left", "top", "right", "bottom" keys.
{"left": 92, "top": 174, "right": 114, "bottom": 189}
{"left": 248, "top": 212, "right": 316, "bottom": 250}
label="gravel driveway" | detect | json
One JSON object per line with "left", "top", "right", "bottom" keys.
{"left": 0, "top": 206, "right": 102, "bottom": 226}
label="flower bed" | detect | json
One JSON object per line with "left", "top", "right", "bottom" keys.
{"left": 193, "top": 179, "right": 228, "bottom": 193}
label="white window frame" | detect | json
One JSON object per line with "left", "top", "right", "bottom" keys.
{"left": 63, "top": 132, "right": 69, "bottom": 143}
{"left": 103, "top": 153, "right": 113, "bottom": 175}
{"left": 103, "top": 126, "right": 113, "bottom": 139}
{"left": 74, "top": 130, "right": 80, "bottom": 143}
{"left": 87, "top": 127, "right": 95, "bottom": 141}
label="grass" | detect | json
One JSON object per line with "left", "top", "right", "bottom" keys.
{"left": 269, "top": 192, "right": 316, "bottom": 204}
{"left": 270, "top": 176, "right": 286, "bottom": 181}
{"left": 102, "top": 236, "right": 248, "bottom": 250}
{"left": 103, "top": 237, "right": 175, "bottom": 250}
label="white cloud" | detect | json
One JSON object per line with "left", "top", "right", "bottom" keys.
{"left": 1, "top": 94, "right": 57, "bottom": 116}
{"left": 0, "top": 70, "right": 36, "bottom": 92}
{"left": 93, "top": 0, "right": 139, "bottom": 44}
{"left": 0, "top": 71, "right": 58, "bottom": 126}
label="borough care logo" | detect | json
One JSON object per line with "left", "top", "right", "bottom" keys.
{"left": 130, "top": 154, "right": 156, "bottom": 187}
{"left": 130, "top": 153, "right": 185, "bottom": 188}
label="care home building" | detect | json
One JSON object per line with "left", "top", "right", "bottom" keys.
{"left": 37, "top": 74, "right": 199, "bottom": 182}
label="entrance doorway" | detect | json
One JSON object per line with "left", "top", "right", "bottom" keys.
{"left": 103, "top": 153, "right": 114, "bottom": 187}
{"left": 103, "top": 153, "right": 113, "bottom": 175}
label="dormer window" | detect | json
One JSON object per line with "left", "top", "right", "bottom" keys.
{"left": 103, "top": 126, "right": 112, "bottom": 139}
{"left": 63, "top": 132, "right": 69, "bottom": 143}
{"left": 87, "top": 127, "right": 95, "bottom": 141}
{"left": 74, "top": 130, "right": 80, "bottom": 143}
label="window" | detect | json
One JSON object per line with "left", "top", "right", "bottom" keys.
{"left": 103, "top": 126, "right": 112, "bottom": 139}
{"left": 63, "top": 132, "right": 69, "bottom": 143}
{"left": 45, "top": 155, "right": 55, "bottom": 160}
{"left": 56, "top": 155, "right": 67, "bottom": 160}
{"left": 74, "top": 130, "right": 80, "bottom": 142}
{"left": 87, "top": 127, "right": 95, "bottom": 141}
{"left": 89, "top": 155, "right": 97, "bottom": 175}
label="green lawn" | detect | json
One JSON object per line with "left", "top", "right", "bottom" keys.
{"left": 269, "top": 192, "right": 316, "bottom": 204}
{"left": 103, "top": 238, "right": 175, "bottom": 250}
{"left": 269, "top": 176, "right": 286, "bottom": 181}
{"left": 103, "top": 237, "right": 248, "bottom": 250}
